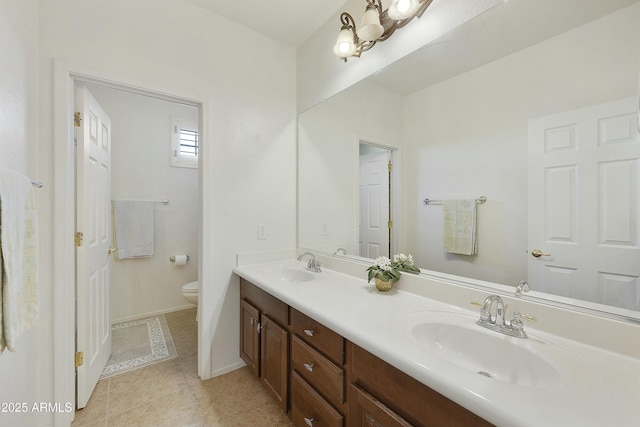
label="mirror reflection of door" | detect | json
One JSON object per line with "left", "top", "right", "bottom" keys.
{"left": 359, "top": 143, "right": 393, "bottom": 258}
{"left": 528, "top": 97, "right": 640, "bottom": 310}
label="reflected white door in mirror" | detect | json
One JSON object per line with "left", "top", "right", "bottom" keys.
{"left": 528, "top": 98, "right": 640, "bottom": 312}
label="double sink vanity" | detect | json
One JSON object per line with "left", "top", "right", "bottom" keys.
{"left": 233, "top": 252, "right": 639, "bottom": 427}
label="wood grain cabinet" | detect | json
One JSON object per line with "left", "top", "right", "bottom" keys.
{"left": 240, "top": 278, "right": 289, "bottom": 412}
{"left": 290, "top": 309, "right": 346, "bottom": 427}
{"left": 239, "top": 278, "right": 492, "bottom": 427}
{"left": 351, "top": 384, "right": 412, "bottom": 427}
{"left": 348, "top": 342, "right": 493, "bottom": 427}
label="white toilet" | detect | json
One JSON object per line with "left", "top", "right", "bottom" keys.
{"left": 182, "top": 281, "right": 198, "bottom": 305}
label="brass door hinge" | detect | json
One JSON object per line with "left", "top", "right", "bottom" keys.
{"left": 74, "top": 112, "right": 81, "bottom": 127}
{"left": 75, "top": 352, "right": 84, "bottom": 367}
{"left": 388, "top": 161, "right": 393, "bottom": 172}
{"left": 74, "top": 232, "right": 83, "bottom": 247}
{"left": 388, "top": 220, "right": 393, "bottom": 229}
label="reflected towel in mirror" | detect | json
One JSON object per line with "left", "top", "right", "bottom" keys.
{"left": 443, "top": 199, "right": 477, "bottom": 256}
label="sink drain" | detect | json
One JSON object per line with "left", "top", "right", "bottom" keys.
{"left": 478, "top": 371, "right": 493, "bottom": 379}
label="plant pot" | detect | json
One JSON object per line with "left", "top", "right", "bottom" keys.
{"left": 375, "top": 277, "right": 393, "bottom": 292}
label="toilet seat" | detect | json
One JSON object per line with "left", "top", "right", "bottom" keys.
{"left": 183, "top": 281, "right": 198, "bottom": 293}
{"left": 181, "top": 281, "right": 199, "bottom": 319}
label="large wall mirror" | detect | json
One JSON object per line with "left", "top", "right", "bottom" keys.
{"left": 298, "top": 0, "right": 640, "bottom": 321}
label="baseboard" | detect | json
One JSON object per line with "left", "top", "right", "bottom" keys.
{"left": 210, "top": 360, "right": 247, "bottom": 378}
{"left": 112, "top": 303, "right": 196, "bottom": 324}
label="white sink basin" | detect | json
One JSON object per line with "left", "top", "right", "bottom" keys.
{"left": 264, "top": 264, "right": 316, "bottom": 283}
{"left": 278, "top": 268, "right": 315, "bottom": 283}
{"left": 398, "top": 311, "right": 588, "bottom": 389}
{"left": 412, "top": 321, "right": 561, "bottom": 388}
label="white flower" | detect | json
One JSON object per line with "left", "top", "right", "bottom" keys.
{"left": 374, "top": 256, "right": 392, "bottom": 271}
{"left": 393, "top": 253, "right": 414, "bottom": 266}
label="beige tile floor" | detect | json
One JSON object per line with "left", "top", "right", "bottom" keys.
{"left": 72, "top": 308, "right": 294, "bottom": 427}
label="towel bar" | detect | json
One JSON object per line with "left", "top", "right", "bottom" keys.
{"left": 424, "top": 196, "right": 486, "bottom": 205}
{"left": 112, "top": 199, "right": 169, "bottom": 205}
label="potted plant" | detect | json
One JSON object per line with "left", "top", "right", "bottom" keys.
{"left": 392, "top": 253, "right": 421, "bottom": 274}
{"left": 366, "top": 256, "right": 400, "bottom": 292}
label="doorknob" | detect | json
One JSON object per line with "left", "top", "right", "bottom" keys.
{"left": 108, "top": 247, "right": 117, "bottom": 255}
{"left": 531, "top": 248, "right": 550, "bottom": 257}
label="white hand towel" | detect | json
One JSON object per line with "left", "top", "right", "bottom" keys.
{"left": 113, "top": 200, "right": 155, "bottom": 259}
{"left": 443, "top": 199, "right": 477, "bottom": 256}
{"left": 0, "top": 168, "right": 39, "bottom": 353}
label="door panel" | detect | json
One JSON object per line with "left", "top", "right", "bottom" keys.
{"left": 528, "top": 98, "right": 640, "bottom": 310}
{"left": 359, "top": 151, "right": 390, "bottom": 258}
{"left": 260, "top": 314, "right": 288, "bottom": 412}
{"left": 76, "top": 85, "right": 112, "bottom": 408}
{"left": 240, "top": 299, "right": 260, "bottom": 376}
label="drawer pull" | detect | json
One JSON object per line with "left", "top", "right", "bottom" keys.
{"left": 303, "top": 329, "right": 315, "bottom": 337}
{"left": 303, "top": 363, "right": 314, "bottom": 372}
{"left": 304, "top": 417, "right": 314, "bottom": 427}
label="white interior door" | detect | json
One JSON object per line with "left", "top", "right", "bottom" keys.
{"left": 528, "top": 98, "right": 640, "bottom": 310}
{"left": 76, "top": 85, "right": 112, "bottom": 408}
{"left": 359, "top": 151, "right": 390, "bottom": 258}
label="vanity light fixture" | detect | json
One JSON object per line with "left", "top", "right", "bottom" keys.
{"left": 333, "top": 0, "right": 434, "bottom": 61}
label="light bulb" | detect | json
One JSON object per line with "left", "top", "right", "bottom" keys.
{"left": 397, "top": 0, "right": 411, "bottom": 13}
{"left": 333, "top": 27, "right": 356, "bottom": 58}
{"left": 388, "top": 0, "right": 420, "bottom": 20}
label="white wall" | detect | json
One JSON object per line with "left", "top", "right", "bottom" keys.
{"left": 296, "top": 0, "right": 502, "bottom": 112}
{"left": 34, "top": 0, "right": 296, "bottom": 416}
{"left": 87, "top": 85, "right": 199, "bottom": 322}
{"left": 0, "top": 1, "right": 51, "bottom": 426}
{"left": 402, "top": 4, "right": 640, "bottom": 285}
{"left": 298, "top": 80, "right": 403, "bottom": 254}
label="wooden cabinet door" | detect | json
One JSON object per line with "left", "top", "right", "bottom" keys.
{"left": 351, "top": 385, "right": 412, "bottom": 427}
{"left": 240, "top": 299, "right": 260, "bottom": 376}
{"left": 261, "top": 314, "right": 289, "bottom": 411}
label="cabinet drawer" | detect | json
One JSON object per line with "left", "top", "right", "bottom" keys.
{"left": 291, "top": 371, "right": 343, "bottom": 427}
{"left": 240, "top": 278, "right": 288, "bottom": 326}
{"left": 292, "top": 335, "right": 344, "bottom": 407}
{"left": 351, "top": 384, "right": 412, "bottom": 427}
{"left": 291, "top": 308, "right": 344, "bottom": 365}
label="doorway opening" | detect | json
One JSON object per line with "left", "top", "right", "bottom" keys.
{"left": 74, "top": 82, "right": 201, "bottom": 408}
{"left": 52, "top": 62, "right": 207, "bottom": 420}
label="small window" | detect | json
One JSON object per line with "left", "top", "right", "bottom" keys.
{"left": 171, "top": 117, "right": 198, "bottom": 168}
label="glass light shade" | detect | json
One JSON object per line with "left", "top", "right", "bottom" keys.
{"left": 388, "top": 0, "right": 420, "bottom": 20}
{"left": 333, "top": 27, "right": 356, "bottom": 58}
{"left": 356, "top": 7, "right": 384, "bottom": 41}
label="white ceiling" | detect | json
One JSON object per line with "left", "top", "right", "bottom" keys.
{"left": 180, "top": 0, "right": 639, "bottom": 95}
{"left": 182, "top": 0, "right": 347, "bottom": 47}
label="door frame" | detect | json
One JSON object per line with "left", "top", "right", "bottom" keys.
{"left": 52, "top": 60, "right": 211, "bottom": 425}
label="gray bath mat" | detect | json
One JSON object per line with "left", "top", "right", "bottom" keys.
{"left": 100, "top": 314, "right": 178, "bottom": 379}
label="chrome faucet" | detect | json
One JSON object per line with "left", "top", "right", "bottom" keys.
{"left": 477, "top": 294, "right": 528, "bottom": 338}
{"left": 479, "top": 295, "right": 505, "bottom": 326}
{"left": 297, "top": 252, "right": 321, "bottom": 273}
{"left": 333, "top": 248, "right": 347, "bottom": 256}
{"left": 515, "top": 280, "right": 530, "bottom": 297}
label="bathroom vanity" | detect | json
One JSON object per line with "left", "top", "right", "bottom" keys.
{"left": 234, "top": 254, "right": 639, "bottom": 427}
{"left": 239, "top": 277, "right": 490, "bottom": 426}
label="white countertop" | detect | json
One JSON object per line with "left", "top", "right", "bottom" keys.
{"left": 233, "top": 258, "right": 640, "bottom": 427}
